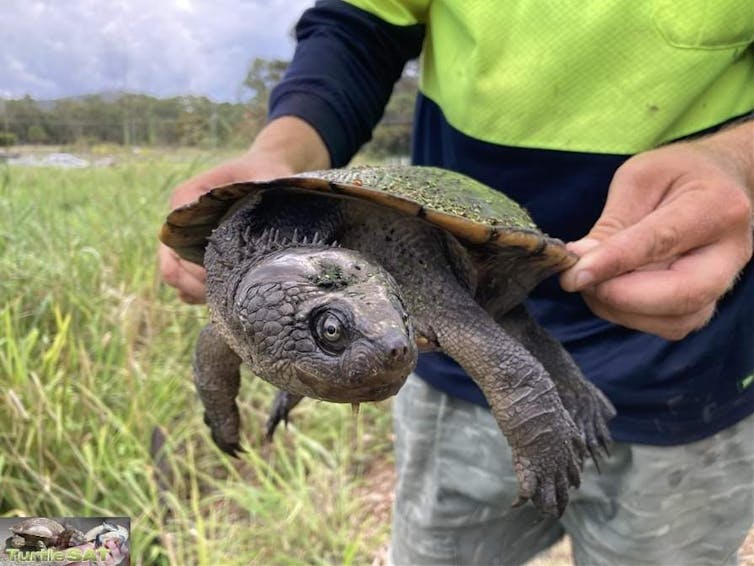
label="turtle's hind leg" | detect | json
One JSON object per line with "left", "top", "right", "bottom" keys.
{"left": 265, "top": 390, "right": 304, "bottom": 441}
{"left": 497, "top": 305, "right": 616, "bottom": 466}
{"left": 194, "top": 324, "right": 244, "bottom": 456}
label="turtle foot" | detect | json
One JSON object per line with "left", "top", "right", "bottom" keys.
{"left": 510, "top": 417, "right": 585, "bottom": 517}
{"left": 203, "top": 412, "right": 244, "bottom": 457}
{"left": 265, "top": 391, "right": 304, "bottom": 441}
{"left": 264, "top": 405, "right": 290, "bottom": 442}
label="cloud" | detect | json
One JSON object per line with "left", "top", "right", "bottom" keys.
{"left": 0, "top": 0, "right": 313, "bottom": 101}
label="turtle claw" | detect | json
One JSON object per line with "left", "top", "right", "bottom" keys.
{"left": 586, "top": 397, "right": 615, "bottom": 470}
{"left": 512, "top": 455, "right": 538, "bottom": 507}
{"left": 213, "top": 436, "right": 245, "bottom": 458}
{"left": 555, "top": 471, "right": 570, "bottom": 517}
{"left": 587, "top": 444, "right": 602, "bottom": 474}
{"left": 265, "top": 391, "right": 304, "bottom": 441}
{"left": 600, "top": 439, "right": 611, "bottom": 458}
{"left": 513, "top": 470, "right": 566, "bottom": 518}
{"left": 557, "top": 379, "right": 615, "bottom": 472}
{"left": 533, "top": 481, "right": 560, "bottom": 518}
{"left": 203, "top": 411, "right": 244, "bottom": 457}
{"left": 264, "top": 412, "right": 289, "bottom": 442}
{"left": 517, "top": 473, "right": 576, "bottom": 518}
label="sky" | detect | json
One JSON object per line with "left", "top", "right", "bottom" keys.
{"left": 0, "top": 0, "right": 313, "bottom": 102}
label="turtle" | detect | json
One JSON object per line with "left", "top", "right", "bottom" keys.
{"left": 6, "top": 518, "right": 85, "bottom": 550}
{"left": 160, "top": 165, "right": 615, "bottom": 516}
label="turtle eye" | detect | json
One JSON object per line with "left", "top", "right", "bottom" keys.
{"left": 322, "top": 315, "right": 341, "bottom": 341}
{"left": 313, "top": 310, "right": 349, "bottom": 354}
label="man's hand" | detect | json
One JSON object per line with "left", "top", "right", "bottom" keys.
{"left": 158, "top": 156, "right": 295, "bottom": 303}
{"left": 561, "top": 122, "right": 753, "bottom": 340}
{"left": 159, "top": 117, "right": 330, "bottom": 304}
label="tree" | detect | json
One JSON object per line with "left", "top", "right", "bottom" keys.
{"left": 242, "top": 58, "right": 289, "bottom": 137}
{"left": 0, "top": 132, "right": 16, "bottom": 147}
{"left": 6, "top": 95, "right": 46, "bottom": 143}
{"left": 27, "top": 124, "right": 48, "bottom": 144}
{"left": 243, "top": 57, "right": 289, "bottom": 106}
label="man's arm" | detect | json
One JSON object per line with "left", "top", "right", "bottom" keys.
{"left": 269, "top": 0, "right": 425, "bottom": 167}
{"left": 561, "top": 120, "right": 754, "bottom": 340}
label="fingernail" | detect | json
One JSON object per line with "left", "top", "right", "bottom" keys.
{"left": 574, "top": 269, "right": 595, "bottom": 289}
{"left": 567, "top": 238, "right": 600, "bottom": 256}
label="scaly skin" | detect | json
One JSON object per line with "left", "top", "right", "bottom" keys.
{"left": 497, "top": 304, "right": 616, "bottom": 466}
{"left": 194, "top": 192, "right": 614, "bottom": 516}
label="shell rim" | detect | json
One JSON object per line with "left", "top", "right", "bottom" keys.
{"left": 160, "top": 174, "right": 578, "bottom": 272}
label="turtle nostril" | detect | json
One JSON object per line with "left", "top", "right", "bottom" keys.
{"left": 390, "top": 346, "right": 408, "bottom": 358}
{"left": 383, "top": 331, "right": 414, "bottom": 369}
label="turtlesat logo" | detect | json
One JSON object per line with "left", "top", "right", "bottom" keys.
{"left": 0, "top": 516, "right": 130, "bottom": 565}
{"left": 4, "top": 547, "right": 109, "bottom": 562}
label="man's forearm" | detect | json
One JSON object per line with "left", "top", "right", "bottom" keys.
{"left": 246, "top": 116, "right": 331, "bottom": 174}
{"left": 697, "top": 118, "right": 754, "bottom": 197}
{"left": 268, "top": 1, "right": 425, "bottom": 167}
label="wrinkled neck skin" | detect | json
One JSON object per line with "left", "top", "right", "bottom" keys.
{"left": 204, "top": 197, "right": 340, "bottom": 319}
{"left": 204, "top": 197, "right": 417, "bottom": 402}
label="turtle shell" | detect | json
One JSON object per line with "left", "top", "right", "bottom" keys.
{"left": 11, "top": 518, "right": 65, "bottom": 539}
{"left": 162, "top": 165, "right": 575, "bottom": 265}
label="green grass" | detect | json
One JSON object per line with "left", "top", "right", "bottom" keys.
{"left": 0, "top": 152, "right": 395, "bottom": 564}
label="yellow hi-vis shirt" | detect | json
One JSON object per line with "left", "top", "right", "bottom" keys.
{"left": 348, "top": 0, "right": 754, "bottom": 154}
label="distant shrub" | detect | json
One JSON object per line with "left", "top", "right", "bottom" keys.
{"left": 0, "top": 131, "right": 17, "bottom": 147}
{"left": 27, "top": 124, "right": 49, "bottom": 144}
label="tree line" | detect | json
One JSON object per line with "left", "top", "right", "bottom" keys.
{"left": 0, "top": 58, "right": 417, "bottom": 158}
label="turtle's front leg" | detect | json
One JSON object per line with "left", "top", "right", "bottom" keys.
{"left": 430, "top": 300, "right": 586, "bottom": 517}
{"left": 498, "top": 305, "right": 616, "bottom": 464}
{"left": 194, "top": 324, "right": 244, "bottom": 456}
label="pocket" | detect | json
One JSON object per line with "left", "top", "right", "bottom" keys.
{"left": 652, "top": 0, "right": 754, "bottom": 49}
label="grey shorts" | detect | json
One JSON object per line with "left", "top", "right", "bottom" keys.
{"left": 389, "top": 375, "right": 754, "bottom": 566}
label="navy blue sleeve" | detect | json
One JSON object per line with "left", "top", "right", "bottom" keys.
{"left": 268, "top": 0, "right": 425, "bottom": 167}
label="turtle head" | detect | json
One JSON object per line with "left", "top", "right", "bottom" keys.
{"left": 230, "top": 246, "right": 417, "bottom": 402}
